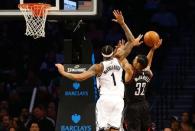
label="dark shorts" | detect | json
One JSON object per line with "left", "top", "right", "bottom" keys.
{"left": 123, "top": 101, "right": 151, "bottom": 131}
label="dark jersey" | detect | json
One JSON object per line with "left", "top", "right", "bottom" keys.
{"left": 125, "top": 69, "right": 152, "bottom": 104}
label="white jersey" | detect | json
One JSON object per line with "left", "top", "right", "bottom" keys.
{"left": 97, "top": 58, "right": 124, "bottom": 98}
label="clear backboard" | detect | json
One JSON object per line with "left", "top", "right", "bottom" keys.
{"left": 0, "top": 0, "right": 98, "bottom": 17}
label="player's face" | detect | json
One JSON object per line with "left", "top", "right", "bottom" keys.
{"left": 132, "top": 57, "right": 140, "bottom": 70}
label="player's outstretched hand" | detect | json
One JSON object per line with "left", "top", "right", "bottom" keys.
{"left": 55, "top": 64, "right": 65, "bottom": 73}
{"left": 114, "top": 39, "right": 126, "bottom": 59}
{"left": 116, "top": 39, "right": 125, "bottom": 48}
{"left": 112, "top": 10, "right": 124, "bottom": 25}
{"left": 132, "top": 34, "right": 143, "bottom": 47}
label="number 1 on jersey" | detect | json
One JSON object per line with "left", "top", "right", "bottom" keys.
{"left": 111, "top": 73, "right": 116, "bottom": 86}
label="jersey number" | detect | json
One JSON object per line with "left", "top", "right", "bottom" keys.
{"left": 134, "top": 82, "right": 146, "bottom": 96}
{"left": 111, "top": 73, "right": 116, "bottom": 86}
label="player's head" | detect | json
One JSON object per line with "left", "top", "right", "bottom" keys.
{"left": 132, "top": 55, "right": 148, "bottom": 70}
{"left": 101, "top": 45, "right": 114, "bottom": 59}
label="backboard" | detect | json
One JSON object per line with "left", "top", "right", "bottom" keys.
{"left": 0, "top": 0, "right": 98, "bottom": 17}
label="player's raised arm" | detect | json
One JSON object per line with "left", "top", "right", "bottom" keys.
{"left": 112, "top": 10, "right": 135, "bottom": 42}
{"left": 112, "top": 10, "right": 143, "bottom": 59}
{"left": 114, "top": 36, "right": 143, "bottom": 61}
{"left": 146, "top": 39, "right": 162, "bottom": 70}
{"left": 120, "top": 58, "right": 133, "bottom": 83}
{"left": 55, "top": 64, "right": 102, "bottom": 81}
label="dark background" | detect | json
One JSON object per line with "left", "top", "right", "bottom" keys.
{"left": 0, "top": 0, "right": 195, "bottom": 130}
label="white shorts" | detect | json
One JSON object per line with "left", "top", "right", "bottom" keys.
{"left": 96, "top": 95, "right": 124, "bottom": 130}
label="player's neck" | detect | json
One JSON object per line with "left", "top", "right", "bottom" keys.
{"left": 103, "top": 57, "right": 113, "bottom": 61}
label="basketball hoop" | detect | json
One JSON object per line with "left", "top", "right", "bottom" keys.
{"left": 18, "top": 3, "right": 51, "bottom": 39}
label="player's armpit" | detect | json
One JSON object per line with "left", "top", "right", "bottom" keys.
{"left": 124, "top": 64, "right": 133, "bottom": 83}
{"left": 120, "top": 59, "right": 133, "bottom": 82}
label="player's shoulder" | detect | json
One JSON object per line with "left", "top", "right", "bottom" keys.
{"left": 95, "top": 63, "right": 104, "bottom": 76}
{"left": 112, "top": 57, "right": 123, "bottom": 65}
{"left": 94, "top": 63, "right": 103, "bottom": 70}
{"left": 143, "top": 66, "right": 153, "bottom": 76}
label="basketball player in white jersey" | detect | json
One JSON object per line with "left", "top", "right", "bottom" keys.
{"left": 55, "top": 9, "right": 145, "bottom": 131}
{"left": 55, "top": 10, "right": 144, "bottom": 131}
{"left": 55, "top": 36, "right": 143, "bottom": 131}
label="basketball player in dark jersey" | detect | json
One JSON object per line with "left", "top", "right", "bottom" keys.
{"left": 124, "top": 41, "right": 162, "bottom": 131}
{"left": 112, "top": 10, "right": 162, "bottom": 131}
{"left": 115, "top": 38, "right": 162, "bottom": 131}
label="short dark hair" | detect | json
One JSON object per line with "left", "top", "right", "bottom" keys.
{"left": 101, "top": 45, "right": 113, "bottom": 57}
{"left": 137, "top": 55, "right": 148, "bottom": 69}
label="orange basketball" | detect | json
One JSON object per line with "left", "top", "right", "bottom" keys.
{"left": 144, "top": 31, "right": 160, "bottom": 47}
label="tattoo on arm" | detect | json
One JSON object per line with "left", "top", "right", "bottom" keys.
{"left": 88, "top": 64, "right": 97, "bottom": 73}
{"left": 123, "top": 42, "right": 134, "bottom": 58}
{"left": 62, "top": 65, "right": 98, "bottom": 81}
{"left": 121, "top": 23, "right": 135, "bottom": 43}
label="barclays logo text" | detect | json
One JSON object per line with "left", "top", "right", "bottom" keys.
{"left": 61, "top": 114, "right": 92, "bottom": 131}
{"left": 64, "top": 91, "right": 88, "bottom": 96}
{"left": 64, "top": 82, "right": 88, "bottom": 96}
{"left": 61, "top": 125, "right": 92, "bottom": 131}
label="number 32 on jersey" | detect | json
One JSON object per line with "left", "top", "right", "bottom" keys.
{"left": 134, "top": 82, "right": 146, "bottom": 96}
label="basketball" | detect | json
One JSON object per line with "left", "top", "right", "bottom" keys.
{"left": 144, "top": 31, "right": 160, "bottom": 47}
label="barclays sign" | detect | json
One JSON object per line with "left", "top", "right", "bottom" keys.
{"left": 64, "top": 82, "right": 89, "bottom": 96}
{"left": 61, "top": 114, "right": 92, "bottom": 131}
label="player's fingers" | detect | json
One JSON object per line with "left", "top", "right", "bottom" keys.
{"left": 138, "top": 34, "right": 143, "bottom": 39}
{"left": 119, "top": 11, "right": 122, "bottom": 15}
{"left": 113, "top": 12, "right": 116, "bottom": 17}
{"left": 114, "top": 10, "right": 119, "bottom": 16}
{"left": 112, "top": 19, "right": 117, "bottom": 23}
{"left": 121, "top": 39, "right": 125, "bottom": 45}
{"left": 113, "top": 10, "right": 116, "bottom": 15}
{"left": 113, "top": 10, "right": 116, "bottom": 14}
{"left": 115, "top": 10, "right": 119, "bottom": 14}
{"left": 119, "top": 40, "right": 122, "bottom": 45}
{"left": 157, "top": 39, "right": 162, "bottom": 45}
{"left": 160, "top": 39, "right": 163, "bottom": 44}
{"left": 158, "top": 39, "right": 163, "bottom": 46}
{"left": 139, "top": 41, "right": 143, "bottom": 44}
{"left": 113, "top": 11, "right": 118, "bottom": 17}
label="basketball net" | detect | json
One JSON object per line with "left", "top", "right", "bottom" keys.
{"left": 18, "top": 3, "right": 51, "bottom": 39}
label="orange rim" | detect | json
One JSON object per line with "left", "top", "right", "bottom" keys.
{"left": 18, "top": 3, "right": 51, "bottom": 17}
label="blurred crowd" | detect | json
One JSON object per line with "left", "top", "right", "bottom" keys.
{"left": 163, "top": 112, "right": 195, "bottom": 131}
{"left": 0, "top": 0, "right": 195, "bottom": 130}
